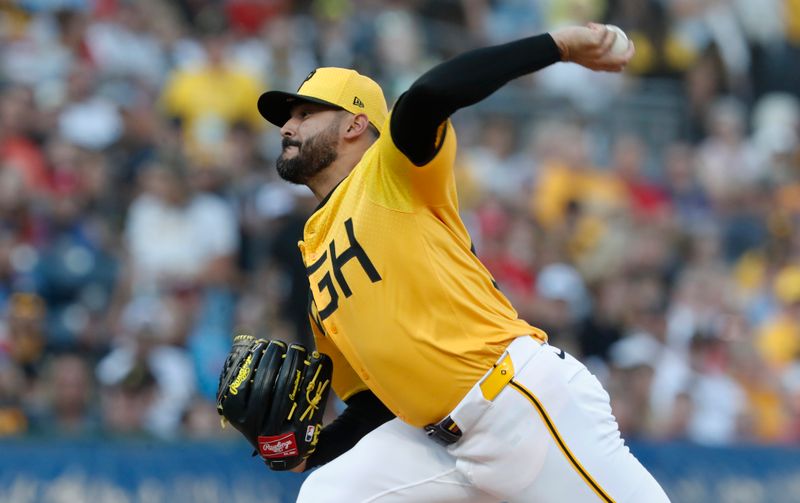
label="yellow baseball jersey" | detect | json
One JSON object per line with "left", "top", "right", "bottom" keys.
{"left": 301, "top": 114, "right": 547, "bottom": 427}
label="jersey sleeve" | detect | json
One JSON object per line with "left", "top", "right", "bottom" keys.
{"left": 369, "top": 112, "right": 458, "bottom": 210}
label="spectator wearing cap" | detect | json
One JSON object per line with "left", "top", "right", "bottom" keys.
{"left": 607, "top": 332, "right": 660, "bottom": 438}
{"left": 609, "top": 298, "right": 692, "bottom": 438}
{"left": 532, "top": 262, "right": 590, "bottom": 354}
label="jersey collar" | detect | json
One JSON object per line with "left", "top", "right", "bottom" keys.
{"left": 312, "top": 176, "right": 347, "bottom": 214}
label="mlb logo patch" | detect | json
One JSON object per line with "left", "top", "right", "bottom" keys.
{"left": 305, "top": 425, "right": 316, "bottom": 442}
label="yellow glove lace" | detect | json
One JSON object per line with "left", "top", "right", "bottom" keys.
{"left": 299, "top": 365, "right": 330, "bottom": 422}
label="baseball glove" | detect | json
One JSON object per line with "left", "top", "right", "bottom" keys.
{"left": 216, "top": 335, "right": 333, "bottom": 471}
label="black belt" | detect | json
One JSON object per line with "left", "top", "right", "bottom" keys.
{"left": 424, "top": 353, "right": 516, "bottom": 446}
{"left": 424, "top": 416, "right": 462, "bottom": 446}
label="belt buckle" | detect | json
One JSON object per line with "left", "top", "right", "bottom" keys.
{"left": 424, "top": 416, "right": 462, "bottom": 446}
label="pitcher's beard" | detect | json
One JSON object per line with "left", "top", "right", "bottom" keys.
{"left": 276, "top": 123, "right": 340, "bottom": 185}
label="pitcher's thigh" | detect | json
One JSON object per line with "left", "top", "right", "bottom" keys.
{"left": 509, "top": 366, "right": 670, "bottom": 503}
{"left": 297, "top": 418, "right": 498, "bottom": 503}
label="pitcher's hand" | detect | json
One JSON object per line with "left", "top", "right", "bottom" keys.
{"left": 551, "top": 23, "right": 634, "bottom": 72}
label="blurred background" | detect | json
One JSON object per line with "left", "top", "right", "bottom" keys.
{"left": 1, "top": 0, "right": 800, "bottom": 501}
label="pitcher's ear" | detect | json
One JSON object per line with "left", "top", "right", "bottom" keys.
{"left": 343, "top": 113, "right": 370, "bottom": 139}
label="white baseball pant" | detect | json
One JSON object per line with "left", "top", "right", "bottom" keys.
{"left": 297, "top": 335, "right": 671, "bottom": 502}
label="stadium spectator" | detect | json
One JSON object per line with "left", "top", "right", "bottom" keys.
{"left": 97, "top": 295, "right": 196, "bottom": 438}
{"left": 0, "top": 356, "right": 27, "bottom": 436}
{"left": 27, "top": 352, "right": 100, "bottom": 436}
{"left": 159, "top": 31, "right": 264, "bottom": 159}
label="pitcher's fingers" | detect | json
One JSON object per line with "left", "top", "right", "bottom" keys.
{"left": 604, "top": 40, "right": 635, "bottom": 70}
{"left": 598, "top": 25, "right": 616, "bottom": 54}
{"left": 586, "top": 22, "right": 611, "bottom": 51}
{"left": 621, "top": 39, "right": 636, "bottom": 62}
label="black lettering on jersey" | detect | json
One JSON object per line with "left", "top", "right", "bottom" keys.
{"left": 306, "top": 250, "right": 328, "bottom": 274}
{"left": 307, "top": 291, "right": 326, "bottom": 336}
{"left": 306, "top": 218, "right": 382, "bottom": 320}
{"left": 306, "top": 251, "right": 339, "bottom": 319}
{"left": 331, "top": 219, "right": 381, "bottom": 297}
{"left": 317, "top": 272, "right": 339, "bottom": 319}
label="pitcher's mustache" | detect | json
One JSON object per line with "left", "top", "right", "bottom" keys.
{"left": 282, "top": 139, "right": 301, "bottom": 149}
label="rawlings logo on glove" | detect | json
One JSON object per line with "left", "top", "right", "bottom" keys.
{"left": 216, "top": 336, "right": 333, "bottom": 471}
{"left": 259, "top": 433, "right": 299, "bottom": 458}
{"left": 228, "top": 354, "right": 252, "bottom": 395}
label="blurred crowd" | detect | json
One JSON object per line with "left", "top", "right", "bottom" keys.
{"left": 0, "top": 0, "right": 799, "bottom": 447}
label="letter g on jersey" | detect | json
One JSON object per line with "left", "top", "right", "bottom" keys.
{"left": 306, "top": 218, "right": 382, "bottom": 319}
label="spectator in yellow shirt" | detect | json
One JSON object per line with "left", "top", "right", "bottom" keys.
{"left": 756, "top": 266, "right": 800, "bottom": 369}
{"left": 160, "top": 34, "right": 264, "bottom": 158}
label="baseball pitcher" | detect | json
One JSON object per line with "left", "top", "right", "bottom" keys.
{"left": 217, "top": 23, "right": 670, "bottom": 502}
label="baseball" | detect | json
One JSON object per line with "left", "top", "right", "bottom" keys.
{"left": 606, "top": 24, "right": 629, "bottom": 55}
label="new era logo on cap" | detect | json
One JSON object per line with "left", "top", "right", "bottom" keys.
{"left": 353, "top": 96, "right": 365, "bottom": 108}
